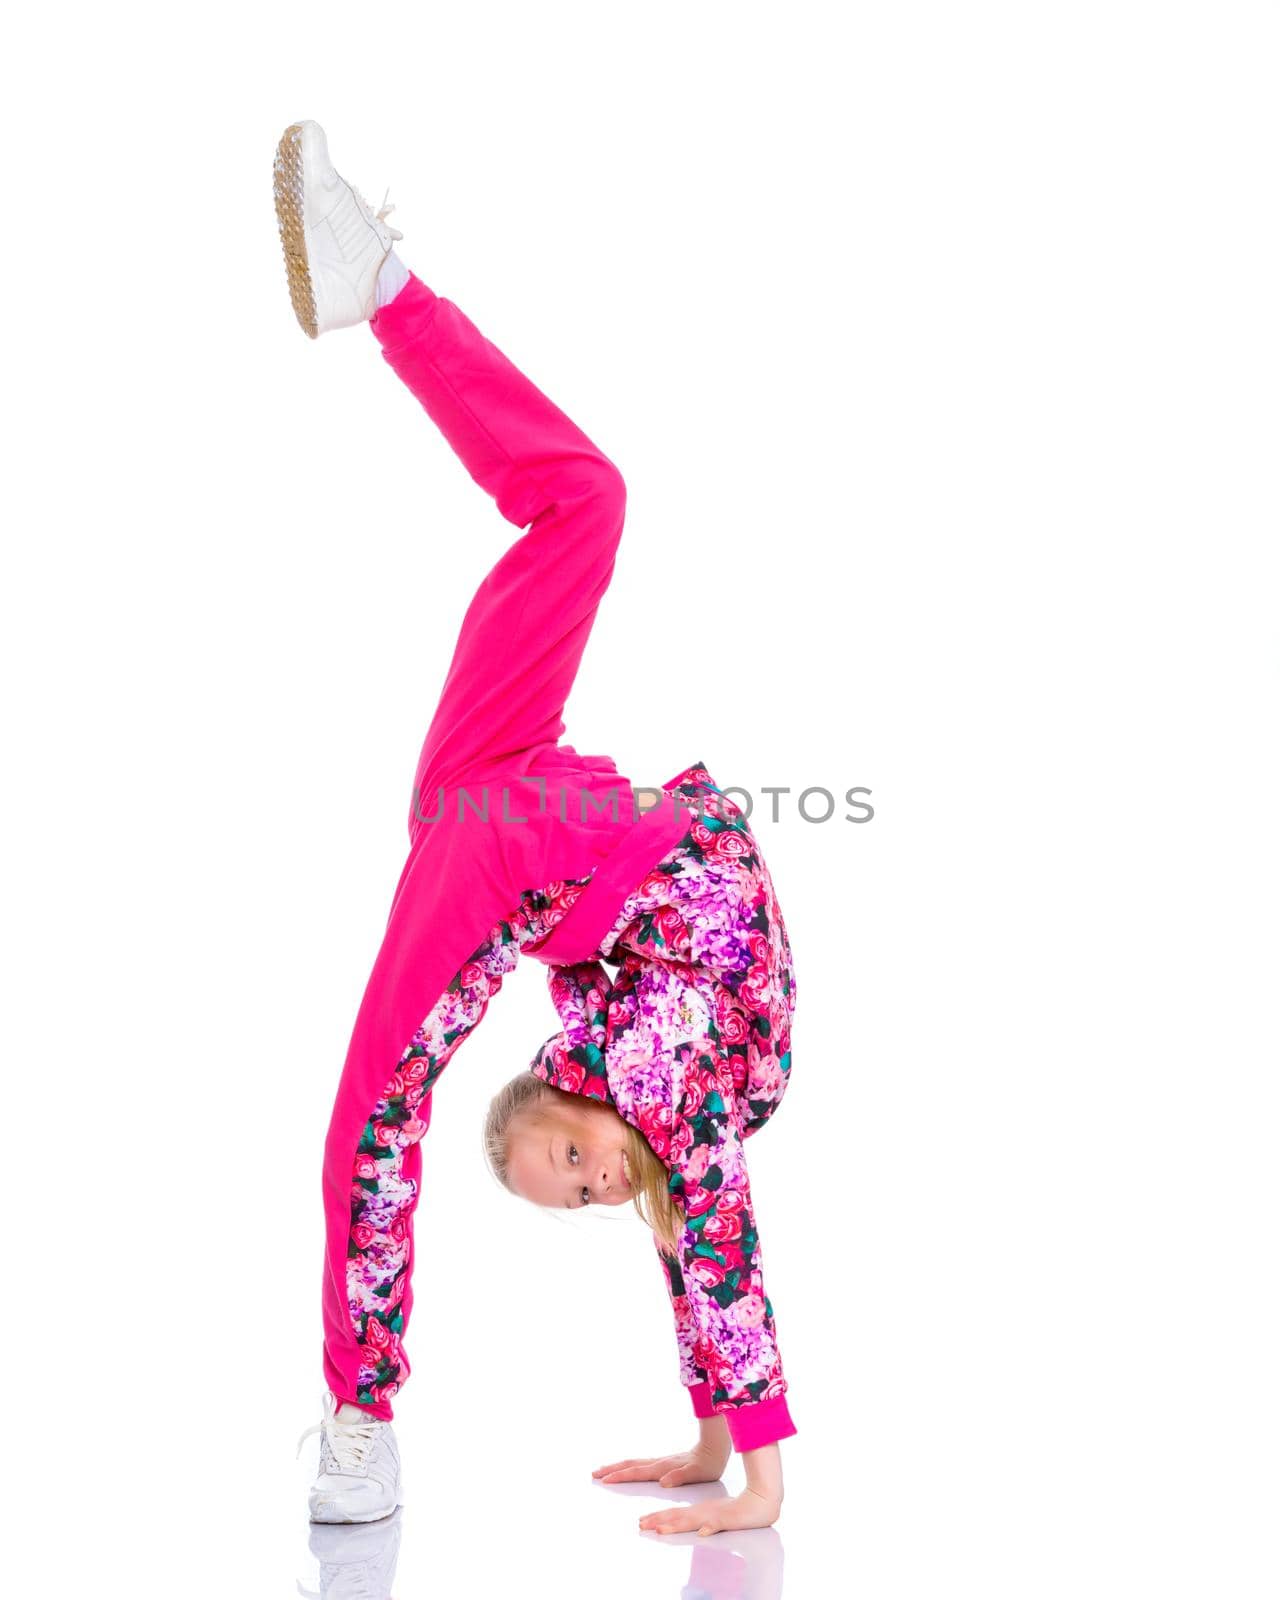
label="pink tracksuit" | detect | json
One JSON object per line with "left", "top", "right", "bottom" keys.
{"left": 322, "top": 274, "right": 797, "bottom": 1453}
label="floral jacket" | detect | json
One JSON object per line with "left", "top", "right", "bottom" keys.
{"left": 528, "top": 765, "right": 797, "bottom": 1453}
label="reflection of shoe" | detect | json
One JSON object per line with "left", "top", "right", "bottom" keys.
{"left": 297, "top": 1392, "right": 403, "bottom": 1524}
{"left": 273, "top": 119, "right": 403, "bottom": 339}
{"left": 297, "top": 1506, "right": 404, "bottom": 1600}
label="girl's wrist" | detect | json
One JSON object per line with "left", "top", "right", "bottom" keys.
{"left": 741, "top": 1440, "right": 784, "bottom": 1506}
{"left": 696, "top": 1413, "right": 730, "bottom": 1444}
{"left": 696, "top": 1413, "right": 731, "bottom": 1464}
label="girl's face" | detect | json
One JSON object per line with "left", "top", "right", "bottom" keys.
{"left": 506, "top": 1097, "right": 634, "bottom": 1210}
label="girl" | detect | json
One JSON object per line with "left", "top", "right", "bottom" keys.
{"left": 279, "top": 121, "right": 798, "bottom": 1538}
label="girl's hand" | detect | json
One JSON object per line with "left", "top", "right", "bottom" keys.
{"left": 639, "top": 1486, "right": 782, "bottom": 1536}
{"left": 592, "top": 1437, "right": 730, "bottom": 1487}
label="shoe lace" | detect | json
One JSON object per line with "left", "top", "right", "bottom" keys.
{"left": 296, "top": 1408, "right": 381, "bottom": 1474}
{"left": 349, "top": 180, "right": 404, "bottom": 243}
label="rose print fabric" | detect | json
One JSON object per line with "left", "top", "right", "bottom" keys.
{"left": 529, "top": 763, "right": 798, "bottom": 1451}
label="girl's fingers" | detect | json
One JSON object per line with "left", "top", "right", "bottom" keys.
{"left": 598, "top": 1462, "right": 669, "bottom": 1481}
{"left": 593, "top": 1456, "right": 678, "bottom": 1479}
{"left": 640, "top": 1506, "right": 716, "bottom": 1535}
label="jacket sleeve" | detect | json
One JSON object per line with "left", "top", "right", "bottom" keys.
{"left": 664, "top": 1042, "right": 797, "bottom": 1453}
{"left": 654, "top": 1233, "right": 717, "bottom": 1419}
{"left": 529, "top": 961, "right": 614, "bottom": 1100}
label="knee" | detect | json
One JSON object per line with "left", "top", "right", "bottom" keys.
{"left": 536, "top": 454, "right": 627, "bottom": 552}
{"left": 584, "top": 455, "right": 627, "bottom": 541}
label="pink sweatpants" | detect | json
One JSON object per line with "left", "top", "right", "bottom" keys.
{"left": 320, "top": 274, "right": 692, "bottom": 1416}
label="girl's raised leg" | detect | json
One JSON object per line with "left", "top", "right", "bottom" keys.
{"left": 369, "top": 275, "right": 628, "bottom": 836}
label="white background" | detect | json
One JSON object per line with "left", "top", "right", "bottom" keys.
{"left": 3, "top": 3, "right": 1277, "bottom": 1596}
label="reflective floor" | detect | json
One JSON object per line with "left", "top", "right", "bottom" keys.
{"left": 290, "top": 1424, "right": 794, "bottom": 1599}
{"left": 293, "top": 1500, "right": 786, "bottom": 1600}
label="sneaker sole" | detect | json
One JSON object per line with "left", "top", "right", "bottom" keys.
{"left": 273, "top": 122, "right": 318, "bottom": 339}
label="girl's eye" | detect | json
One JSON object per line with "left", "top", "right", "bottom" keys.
{"left": 567, "top": 1147, "right": 587, "bottom": 1204}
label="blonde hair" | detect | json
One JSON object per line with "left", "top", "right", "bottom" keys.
{"left": 482, "top": 1071, "right": 684, "bottom": 1253}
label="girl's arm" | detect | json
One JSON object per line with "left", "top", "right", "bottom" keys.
{"left": 656, "top": 1238, "right": 787, "bottom": 1517}
{"left": 655, "top": 1235, "right": 715, "bottom": 1416}
{"left": 666, "top": 1044, "right": 796, "bottom": 1453}
{"left": 631, "top": 1051, "right": 792, "bottom": 1536}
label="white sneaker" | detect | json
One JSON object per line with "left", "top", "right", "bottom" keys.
{"left": 273, "top": 120, "right": 403, "bottom": 339}
{"left": 297, "top": 1392, "right": 404, "bottom": 1524}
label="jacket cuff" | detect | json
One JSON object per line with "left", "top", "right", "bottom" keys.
{"left": 686, "top": 1380, "right": 717, "bottom": 1419}
{"left": 723, "top": 1392, "right": 797, "bottom": 1453}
